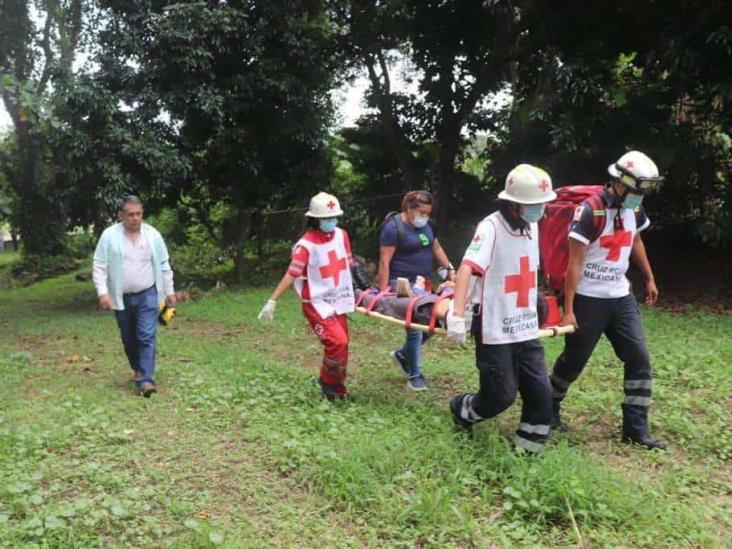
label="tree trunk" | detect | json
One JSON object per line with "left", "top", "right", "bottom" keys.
{"left": 434, "top": 140, "right": 459, "bottom": 231}
{"left": 12, "top": 125, "right": 66, "bottom": 256}
{"left": 233, "top": 201, "right": 250, "bottom": 284}
{"left": 364, "top": 54, "right": 422, "bottom": 189}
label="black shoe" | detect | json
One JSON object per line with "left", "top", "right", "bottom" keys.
{"left": 389, "top": 350, "right": 410, "bottom": 377}
{"left": 319, "top": 379, "right": 347, "bottom": 402}
{"left": 550, "top": 401, "right": 569, "bottom": 431}
{"left": 449, "top": 395, "right": 473, "bottom": 436}
{"left": 550, "top": 412, "right": 569, "bottom": 432}
{"left": 622, "top": 433, "right": 667, "bottom": 450}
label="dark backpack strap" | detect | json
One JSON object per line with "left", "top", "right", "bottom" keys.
{"left": 379, "top": 212, "right": 405, "bottom": 250}
{"left": 393, "top": 214, "right": 405, "bottom": 249}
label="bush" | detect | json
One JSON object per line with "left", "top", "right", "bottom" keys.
{"left": 169, "top": 225, "right": 234, "bottom": 289}
{"left": 7, "top": 232, "right": 94, "bottom": 285}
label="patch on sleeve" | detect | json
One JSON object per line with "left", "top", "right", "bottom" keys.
{"left": 573, "top": 206, "right": 584, "bottom": 223}
{"left": 467, "top": 232, "right": 483, "bottom": 251}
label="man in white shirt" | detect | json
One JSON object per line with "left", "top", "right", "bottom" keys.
{"left": 92, "top": 196, "right": 176, "bottom": 397}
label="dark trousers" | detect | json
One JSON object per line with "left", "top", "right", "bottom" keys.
{"left": 551, "top": 293, "right": 652, "bottom": 436}
{"left": 114, "top": 286, "right": 158, "bottom": 388}
{"left": 454, "top": 315, "right": 553, "bottom": 452}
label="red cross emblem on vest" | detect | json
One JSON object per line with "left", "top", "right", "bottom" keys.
{"left": 599, "top": 229, "right": 632, "bottom": 261}
{"left": 319, "top": 250, "right": 347, "bottom": 286}
{"left": 504, "top": 255, "right": 536, "bottom": 308}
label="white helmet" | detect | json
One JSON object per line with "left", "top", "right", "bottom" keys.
{"left": 305, "top": 192, "right": 344, "bottom": 218}
{"left": 498, "top": 164, "right": 557, "bottom": 204}
{"left": 608, "top": 150, "right": 664, "bottom": 194}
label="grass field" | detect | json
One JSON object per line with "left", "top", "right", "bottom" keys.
{"left": 0, "top": 266, "right": 730, "bottom": 546}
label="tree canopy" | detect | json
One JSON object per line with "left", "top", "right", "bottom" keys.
{"left": 0, "top": 0, "right": 730, "bottom": 277}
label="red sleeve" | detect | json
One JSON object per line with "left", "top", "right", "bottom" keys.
{"left": 342, "top": 229, "right": 354, "bottom": 266}
{"left": 287, "top": 243, "right": 309, "bottom": 277}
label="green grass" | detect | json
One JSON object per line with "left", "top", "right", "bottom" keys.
{"left": 0, "top": 250, "right": 19, "bottom": 266}
{"left": 0, "top": 272, "right": 730, "bottom": 546}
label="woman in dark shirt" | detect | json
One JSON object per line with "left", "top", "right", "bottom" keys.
{"left": 378, "top": 190, "right": 455, "bottom": 391}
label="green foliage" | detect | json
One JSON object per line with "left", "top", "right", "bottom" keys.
{"left": 485, "top": 0, "right": 732, "bottom": 247}
{"left": 6, "top": 232, "right": 92, "bottom": 285}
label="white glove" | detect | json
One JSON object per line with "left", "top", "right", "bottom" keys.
{"left": 258, "top": 299, "right": 277, "bottom": 322}
{"left": 446, "top": 301, "right": 467, "bottom": 345}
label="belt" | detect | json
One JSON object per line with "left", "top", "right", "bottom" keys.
{"left": 123, "top": 285, "right": 155, "bottom": 297}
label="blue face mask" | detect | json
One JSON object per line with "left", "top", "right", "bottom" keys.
{"left": 412, "top": 215, "right": 429, "bottom": 229}
{"left": 520, "top": 203, "right": 546, "bottom": 223}
{"left": 319, "top": 218, "right": 338, "bottom": 233}
{"left": 622, "top": 192, "right": 644, "bottom": 210}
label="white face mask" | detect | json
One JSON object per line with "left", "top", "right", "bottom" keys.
{"left": 520, "top": 203, "right": 546, "bottom": 223}
{"left": 412, "top": 214, "right": 429, "bottom": 228}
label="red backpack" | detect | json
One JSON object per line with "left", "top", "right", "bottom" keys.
{"left": 538, "top": 185, "right": 606, "bottom": 294}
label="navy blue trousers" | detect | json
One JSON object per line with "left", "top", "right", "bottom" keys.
{"left": 551, "top": 293, "right": 653, "bottom": 436}
{"left": 114, "top": 286, "right": 158, "bottom": 388}
{"left": 453, "top": 314, "right": 552, "bottom": 452}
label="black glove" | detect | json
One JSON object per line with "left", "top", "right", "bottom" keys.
{"left": 351, "top": 261, "right": 371, "bottom": 291}
{"left": 537, "top": 292, "right": 548, "bottom": 327}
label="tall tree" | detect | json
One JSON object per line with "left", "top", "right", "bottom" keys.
{"left": 0, "top": 0, "right": 83, "bottom": 255}
{"left": 88, "top": 0, "right": 341, "bottom": 280}
{"left": 340, "top": 0, "right": 517, "bottom": 227}
{"left": 490, "top": 0, "right": 732, "bottom": 245}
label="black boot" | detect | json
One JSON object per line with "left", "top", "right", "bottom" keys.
{"left": 621, "top": 403, "right": 666, "bottom": 450}
{"left": 550, "top": 399, "right": 569, "bottom": 431}
{"left": 449, "top": 394, "right": 474, "bottom": 436}
{"left": 621, "top": 432, "right": 667, "bottom": 450}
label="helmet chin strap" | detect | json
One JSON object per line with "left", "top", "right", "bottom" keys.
{"left": 610, "top": 180, "right": 628, "bottom": 229}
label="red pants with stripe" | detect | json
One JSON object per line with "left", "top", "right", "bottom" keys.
{"left": 302, "top": 304, "right": 349, "bottom": 395}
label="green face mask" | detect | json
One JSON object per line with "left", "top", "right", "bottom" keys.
{"left": 622, "top": 192, "right": 643, "bottom": 210}
{"left": 520, "top": 203, "right": 546, "bottom": 223}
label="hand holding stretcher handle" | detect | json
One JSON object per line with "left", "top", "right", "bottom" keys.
{"left": 446, "top": 300, "right": 467, "bottom": 344}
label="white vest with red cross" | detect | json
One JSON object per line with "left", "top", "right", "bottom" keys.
{"left": 293, "top": 228, "right": 355, "bottom": 319}
{"left": 480, "top": 213, "right": 540, "bottom": 344}
{"left": 576, "top": 207, "right": 638, "bottom": 298}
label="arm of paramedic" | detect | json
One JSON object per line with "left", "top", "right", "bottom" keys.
{"left": 268, "top": 273, "right": 296, "bottom": 302}
{"left": 630, "top": 232, "right": 658, "bottom": 305}
{"left": 269, "top": 244, "right": 309, "bottom": 302}
{"left": 562, "top": 238, "right": 588, "bottom": 328}
{"left": 450, "top": 264, "right": 473, "bottom": 319}
{"left": 377, "top": 245, "right": 396, "bottom": 290}
{"left": 432, "top": 239, "right": 455, "bottom": 281}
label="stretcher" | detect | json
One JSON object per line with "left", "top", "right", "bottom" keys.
{"left": 354, "top": 288, "right": 575, "bottom": 338}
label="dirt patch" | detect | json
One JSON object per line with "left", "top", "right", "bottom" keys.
{"left": 170, "top": 317, "right": 249, "bottom": 342}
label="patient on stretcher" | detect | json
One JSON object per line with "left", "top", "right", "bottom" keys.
{"left": 351, "top": 261, "right": 550, "bottom": 329}
{"left": 355, "top": 279, "right": 455, "bottom": 328}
